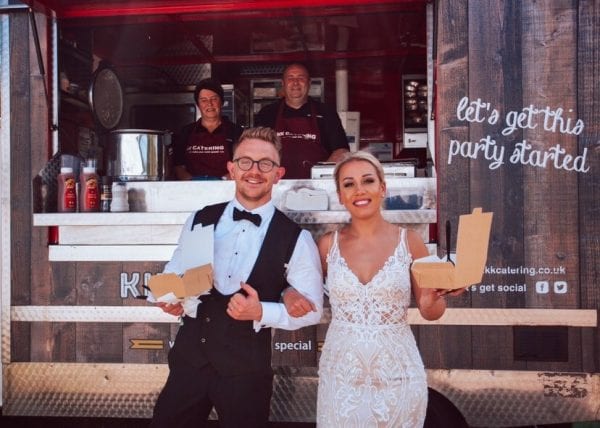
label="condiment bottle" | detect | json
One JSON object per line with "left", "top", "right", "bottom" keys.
{"left": 79, "top": 163, "right": 100, "bottom": 212}
{"left": 110, "top": 182, "right": 129, "bottom": 212}
{"left": 100, "top": 176, "right": 112, "bottom": 212}
{"left": 57, "top": 167, "right": 77, "bottom": 212}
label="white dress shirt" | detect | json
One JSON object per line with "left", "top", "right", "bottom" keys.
{"left": 164, "top": 198, "right": 323, "bottom": 331}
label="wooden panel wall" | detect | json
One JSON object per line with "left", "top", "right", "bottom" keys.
{"left": 522, "top": 1, "right": 579, "bottom": 308}
{"left": 468, "top": 1, "right": 526, "bottom": 309}
{"left": 123, "top": 262, "right": 171, "bottom": 364}
{"left": 418, "top": 0, "right": 471, "bottom": 369}
{"left": 8, "top": 11, "right": 174, "bottom": 366}
{"left": 10, "top": 10, "right": 48, "bottom": 362}
{"left": 11, "top": 1, "right": 598, "bottom": 375}
{"left": 468, "top": 0, "right": 526, "bottom": 371}
{"left": 433, "top": 0, "right": 598, "bottom": 372}
{"left": 28, "top": 261, "right": 171, "bottom": 364}
{"left": 577, "top": 0, "right": 600, "bottom": 374}
{"left": 520, "top": 1, "right": 580, "bottom": 372}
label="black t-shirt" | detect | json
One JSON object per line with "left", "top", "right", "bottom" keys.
{"left": 254, "top": 98, "right": 349, "bottom": 154}
{"left": 172, "top": 118, "right": 242, "bottom": 177}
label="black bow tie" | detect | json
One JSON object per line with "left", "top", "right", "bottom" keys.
{"left": 233, "top": 207, "right": 262, "bottom": 227}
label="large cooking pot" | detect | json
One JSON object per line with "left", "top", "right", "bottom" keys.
{"left": 106, "top": 129, "right": 172, "bottom": 181}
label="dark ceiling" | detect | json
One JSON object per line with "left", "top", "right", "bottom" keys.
{"left": 27, "top": 0, "right": 427, "bottom": 68}
{"left": 26, "top": 0, "right": 429, "bottom": 152}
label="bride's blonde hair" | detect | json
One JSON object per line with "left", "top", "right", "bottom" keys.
{"left": 333, "top": 151, "right": 386, "bottom": 191}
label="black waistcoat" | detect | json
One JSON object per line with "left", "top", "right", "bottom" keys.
{"left": 168, "top": 202, "right": 301, "bottom": 376}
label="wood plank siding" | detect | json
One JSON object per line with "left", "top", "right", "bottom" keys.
{"left": 433, "top": 0, "right": 598, "bottom": 371}
{"left": 9, "top": 0, "right": 599, "bottom": 376}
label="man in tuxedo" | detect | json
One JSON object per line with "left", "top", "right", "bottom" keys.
{"left": 151, "top": 126, "right": 323, "bottom": 428}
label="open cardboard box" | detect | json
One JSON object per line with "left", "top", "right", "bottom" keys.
{"left": 411, "top": 207, "right": 493, "bottom": 289}
{"left": 148, "top": 263, "right": 213, "bottom": 299}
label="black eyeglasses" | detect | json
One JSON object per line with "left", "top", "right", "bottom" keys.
{"left": 232, "top": 157, "right": 279, "bottom": 173}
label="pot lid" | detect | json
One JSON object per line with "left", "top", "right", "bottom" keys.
{"left": 89, "top": 66, "right": 123, "bottom": 131}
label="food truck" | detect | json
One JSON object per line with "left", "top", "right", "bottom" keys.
{"left": 0, "top": 0, "right": 598, "bottom": 426}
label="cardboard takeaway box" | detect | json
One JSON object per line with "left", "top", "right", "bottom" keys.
{"left": 148, "top": 264, "right": 213, "bottom": 299}
{"left": 411, "top": 207, "right": 493, "bottom": 289}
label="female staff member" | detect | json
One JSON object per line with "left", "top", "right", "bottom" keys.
{"left": 173, "top": 78, "right": 242, "bottom": 180}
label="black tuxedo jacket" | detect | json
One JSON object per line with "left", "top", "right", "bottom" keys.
{"left": 168, "top": 202, "right": 301, "bottom": 376}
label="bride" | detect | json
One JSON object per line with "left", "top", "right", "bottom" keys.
{"left": 314, "top": 151, "right": 459, "bottom": 427}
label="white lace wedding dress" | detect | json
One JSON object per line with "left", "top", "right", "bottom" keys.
{"left": 317, "top": 229, "right": 427, "bottom": 428}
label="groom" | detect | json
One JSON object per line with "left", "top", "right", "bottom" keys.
{"left": 150, "top": 127, "right": 323, "bottom": 428}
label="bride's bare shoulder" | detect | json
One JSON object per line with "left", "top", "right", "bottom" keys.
{"left": 317, "top": 230, "right": 335, "bottom": 254}
{"left": 405, "top": 228, "right": 428, "bottom": 258}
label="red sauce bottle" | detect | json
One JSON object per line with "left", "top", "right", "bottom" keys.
{"left": 57, "top": 167, "right": 77, "bottom": 212}
{"left": 79, "top": 165, "right": 100, "bottom": 212}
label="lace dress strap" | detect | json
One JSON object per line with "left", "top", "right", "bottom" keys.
{"left": 323, "top": 230, "right": 341, "bottom": 296}
{"left": 398, "top": 227, "right": 410, "bottom": 258}
{"left": 328, "top": 230, "right": 340, "bottom": 259}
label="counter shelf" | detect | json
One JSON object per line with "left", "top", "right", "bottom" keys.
{"left": 33, "top": 178, "right": 436, "bottom": 261}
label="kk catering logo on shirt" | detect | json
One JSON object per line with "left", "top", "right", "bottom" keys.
{"left": 277, "top": 131, "right": 317, "bottom": 141}
{"left": 187, "top": 144, "right": 225, "bottom": 154}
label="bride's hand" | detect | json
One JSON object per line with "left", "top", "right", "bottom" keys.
{"left": 419, "top": 289, "right": 445, "bottom": 307}
{"left": 283, "top": 287, "right": 316, "bottom": 317}
{"left": 436, "top": 287, "right": 467, "bottom": 297}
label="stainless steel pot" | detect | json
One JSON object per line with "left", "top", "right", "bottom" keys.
{"left": 106, "top": 129, "right": 172, "bottom": 181}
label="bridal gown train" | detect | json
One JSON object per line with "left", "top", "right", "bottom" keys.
{"left": 317, "top": 229, "right": 427, "bottom": 428}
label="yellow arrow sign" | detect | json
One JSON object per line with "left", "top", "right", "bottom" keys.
{"left": 130, "top": 339, "right": 164, "bottom": 350}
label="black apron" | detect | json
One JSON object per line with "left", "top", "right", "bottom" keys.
{"left": 274, "top": 101, "right": 329, "bottom": 179}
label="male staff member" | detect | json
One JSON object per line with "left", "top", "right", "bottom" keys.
{"left": 254, "top": 63, "right": 349, "bottom": 178}
{"left": 173, "top": 78, "right": 242, "bottom": 180}
{"left": 151, "top": 127, "right": 323, "bottom": 428}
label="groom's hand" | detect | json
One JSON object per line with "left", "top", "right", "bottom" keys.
{"left": 157, "top": 302, "right": 184, "bottom": 317}
{"left": 227, "top": 282, "right": 263, "bottom": 321}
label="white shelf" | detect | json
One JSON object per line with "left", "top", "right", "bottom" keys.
{"left": 48, "top": 244, "right": 176, "bottom": 262}
{"left": 34, "top": 209, "right": 435, "bottom": 228}
{"left": 33, "top": 178, "right": 437, "bottom": 261}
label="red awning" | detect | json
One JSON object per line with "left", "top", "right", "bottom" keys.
{"left": 24, "top": 0, "right": 426, "bottom": 20}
